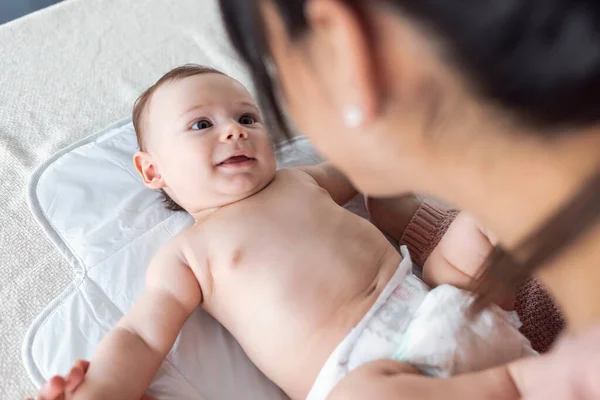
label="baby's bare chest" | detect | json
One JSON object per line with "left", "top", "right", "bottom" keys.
{"left": 183, "top": 172, "right": 359, "bottom": 273}
{"left": 205, "top": 177, "right": 335, "bottom": 264}
{"left": 181, "top": 170, "right": 389, "bottom": 308}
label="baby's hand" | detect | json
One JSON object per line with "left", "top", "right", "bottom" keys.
{"left": 28, "top": 360, "right": 155, "bottom": 400}
{"left": 424, "top": 211, "right": 515, "bottom": 310}
{"left": 28, "top": 360, "right": 88, "bottom": 400}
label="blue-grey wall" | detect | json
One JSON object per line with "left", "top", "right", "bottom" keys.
{"left": 0, "top": 0, "right": 62, "bottom": 25}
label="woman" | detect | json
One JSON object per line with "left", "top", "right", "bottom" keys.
{"left": 217, "top": 0, "right": 600, "bottom": 398}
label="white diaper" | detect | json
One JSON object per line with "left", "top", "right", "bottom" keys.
{"left": 307, "top": 246, "right": 536, "bottom": 400}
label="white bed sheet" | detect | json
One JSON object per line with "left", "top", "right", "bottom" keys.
{"left": 24, "top": 119, "right": 370, "bottom": 399}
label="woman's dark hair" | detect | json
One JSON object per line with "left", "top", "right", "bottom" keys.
{"left": 219, "top": 0, "right": 600, "bottom": 306}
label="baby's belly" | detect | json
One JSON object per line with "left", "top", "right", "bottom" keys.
{"left": 207, "top": 240, "right": 401, "bottom": 399}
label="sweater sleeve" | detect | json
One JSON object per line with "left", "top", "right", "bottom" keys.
{"left": 399, "top": 201, "right": 460, "bottom": 267}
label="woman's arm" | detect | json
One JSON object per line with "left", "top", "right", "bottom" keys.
{"left": 327, "top": 359, "right": 521, "bottom": 400}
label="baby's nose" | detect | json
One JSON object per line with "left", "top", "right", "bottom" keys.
{"left": 220, "top": 125, "right": 248, "bottom": 142}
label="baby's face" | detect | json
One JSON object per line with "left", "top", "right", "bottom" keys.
{"left": 140, "top": 73, "right": 276, "bottom": 212}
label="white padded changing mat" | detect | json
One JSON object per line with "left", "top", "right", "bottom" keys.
{"left": 24, "top": 119, "right": 369, "bottom": 399}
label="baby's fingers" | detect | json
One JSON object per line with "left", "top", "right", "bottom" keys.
{"left": 64, "top": 359, "right": 90, "bottom": 392}
{"left": 65, "top": 365, "right": 84, "bottom": 392}
{"left": 74, "top": 359, "right": 90, "bottom": 373}
{"left": 36, "top": 376, "right": 66, "bottom": 400}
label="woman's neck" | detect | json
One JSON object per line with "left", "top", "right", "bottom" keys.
{"left": 426, "top": 128, "right": 600, "bottom": 333}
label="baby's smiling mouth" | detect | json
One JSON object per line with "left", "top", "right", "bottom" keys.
{"left": 217, "top": 155, "right": 256, "bottom": 168}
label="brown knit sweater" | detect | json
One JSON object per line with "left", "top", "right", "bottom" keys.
{"left": 400, "top": 201, "right": 565, "bottom": 353}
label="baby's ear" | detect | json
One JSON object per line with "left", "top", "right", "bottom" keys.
{"left": 133, "top": 151, "right": 166, "bottom": 190}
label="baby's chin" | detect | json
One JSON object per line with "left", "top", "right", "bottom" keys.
{"left": 217, "top": 171, "right": 275, "bottom": 200}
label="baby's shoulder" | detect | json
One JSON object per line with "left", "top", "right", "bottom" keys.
{"left": 150, "top": 234, "right": 187, "bottom": 266}
{"left": 167, "top": 224, "right": 210, "bottom": 265}
{"left": 275, "top": 167, "right": 300, "bottom": 177}
{"left": 276, "top": 166, "right": 320, "bottom": 185}
{"left": 147, "top": 229, "right": 205, "bottom": 276}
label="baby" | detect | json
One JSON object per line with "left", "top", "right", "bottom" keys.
{"left": 44, "top": 65, "right": 534, "bottom": 400}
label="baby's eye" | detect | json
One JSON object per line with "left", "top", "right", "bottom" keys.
{"left": 239, "top": 115, "right": 256, "bottom": 125}
{"left": 192, "top": 119, "right": 213, "bottom": 130}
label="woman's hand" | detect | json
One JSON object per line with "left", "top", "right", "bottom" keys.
{"left": 28, "top": 360, "right": 155, "bottom": 400}
{"left": 327, "top": 360, "right": 422, "bottom": 400}
{"left": 508, "top": 328, "right": 600, "bottom": 400}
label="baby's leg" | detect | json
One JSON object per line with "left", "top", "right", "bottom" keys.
{"left": 423, "top": 212, "right": 515, "bottom": 310}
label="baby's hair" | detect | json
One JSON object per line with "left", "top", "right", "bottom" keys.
{"left": 132, "top": 64, "right": 227, "bottom": 212}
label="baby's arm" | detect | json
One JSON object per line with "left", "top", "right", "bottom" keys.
{"left": 297, "top": 163, "right": 358, "bottom": 205}
{"left": 70, "top": 243, "right": 202, "bottom": 400}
